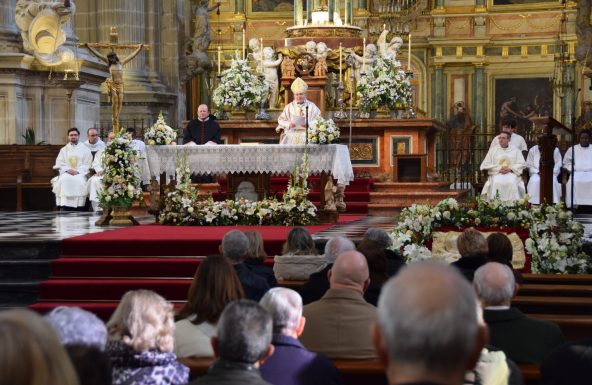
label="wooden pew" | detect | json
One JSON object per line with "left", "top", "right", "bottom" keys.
{"left": 530, "top": 314, "right": 592, "bottom": 341}
{"left": 513, "top": 295, "right": 592, "bottom": 315}
{"left": 518, "top": 283, "right": 592, "bottom": 297}
{"left": 522, "top": 274, "right": 592, "bottom": 285}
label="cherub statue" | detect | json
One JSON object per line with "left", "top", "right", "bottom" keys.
{"left": 84, "top": 44, "right": 145, "bottom": 127}
{"left": 15, "top": 0, "right": 76, "bottom": 66}
{"left": 313, "top": 42, "right": 329, "bottom": 77}
{"left": 304, "top": 40, "right": 317, "bottom": 55}
{"left": 349, "top": 43, "right": 377, "bottom": 81}
{"left": 262, "top": 47, "right": 283, "bottom": 109}
{"left": 377, "top": 30, "right": 403, "bottom": 60}
{"left": 248, "top": 38, "right": 262, "bottom": 73}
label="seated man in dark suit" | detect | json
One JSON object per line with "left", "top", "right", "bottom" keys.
{"left": 221, "top": 230, "right": 270, "bottom": 301}
{"left": 259, "top": 288, "right": 341, "bottom": 385}
{"left": 474, "top": 262, "right": 563, "bottom": 364}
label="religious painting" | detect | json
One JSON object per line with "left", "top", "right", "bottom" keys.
{"left": 490, "top": 0, "right": 560, "bottom": 6}
{"left": 390, "top": 136, "right": 412, "bottom": 166}
{"left": 494, "top": 77, "right": 553, "bottom": 139}
{"left": 247, "top": 0, "right": 294, "bottom": 17}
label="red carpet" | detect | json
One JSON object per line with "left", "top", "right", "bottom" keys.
{"left": 62, "top": 215, "right": 364, "bottom": 257}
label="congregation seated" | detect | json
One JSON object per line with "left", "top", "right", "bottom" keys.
{"left": 174, "top": 255, "right": 244, "bottom": 359}
{"left": 299, "top": 250, "right": 377, "bottom": 359}
{"left": 51, "top": 127, "right": 93, "bottom": 210}
{"left": 480, "top": 131, "right": 526, "bottom": 202}
{"left": 221, "top": 230, "right": 271, "bottom": 301}
{"left": 273, "top": 227, "right": 325, "bottom": 281}
{"left": 259, "top": 288, "right": 342, "bottom": 385}
{"left": 244, "top": 230, "right": 277, "bottom": 287}
{"left": 487, "top": 232, "right": 523, "bottom": 284}
{"left": 539, "top": 339, "right": 592, "bottom": 385}
{"left": 374, "top": 262, "right": 487, "bottom": 385}
{"left": 563, "top": 129, "right": 592, "bottom": 209}
{"left": 298, "top": 236, "right": 356, "bottom": 305}
{"left": 363, "top": 227, "right": 405, "bottom": 277}
{"left": 188, "top": 300, "right": 274, "bottom": 385}
{"left": 106, "top": 289, "right": 189, "bottom": 385}
{"left": 526, "top": 143, "right": 562, "bottom": 204}
{"left": 0, "top": 308, "right": 79, "bottom": 385}
{"left": 356, "top": 239, "right": 389, "bottom": 306}
{"left": 474, "top": 263, "right": 563, "bottom": 364}
{"left": 451, "top": 227, "right": 488, "bottom": 282}
{"left": 44, "top": 306, "right": 112, "bottom": 385}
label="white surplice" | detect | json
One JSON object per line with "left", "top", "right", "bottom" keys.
{"left": 480, "top": 145, "right": 526, "bottom": 202}
{"left": 489, "top": 132, "right": 528, "bottom": 152}
{"left": 276, "top": 100, "right": 321, "bottom": 145}
{"left": 526, "top": 145, "right": 562, "bottom": 204}
{"left": 83, "top": 139, "right": 105, "bottom": 158}
{"left": 87, "top": 148, "right": 105, "bottom": 211}
{"left": 51, "top": 143, "right": 93, "bottom": 208}
{"left": 563, "top": 144, "right": 592, "bottom": 207}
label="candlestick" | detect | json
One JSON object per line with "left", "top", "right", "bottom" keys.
{"left": 383, "top": 24, "right": 386, "bottom": 31}
{"left": 260, "top": 38, "right": 263, "bottom": 72}
{"left": 242, "top": 28, "right": 246, "bottom": 60}
{"left": 339, "top": 43, "right": 343, "bottom": 83}
{"left": 362, "top": 38, "right": 366, "bottom": 74}
{"left": 408, "top": 33, "right": 411, "bottom": 70}
{"left": 217, "top": 46, "right": 221, "bottom": 74}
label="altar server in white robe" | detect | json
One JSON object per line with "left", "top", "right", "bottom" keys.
{"left": 563, "top": 129, "right": 592, "bottom": 208}
{"left": 489, "top": 119, "right": 528, "bottom": 156}
{"left": 87, "top": 132, "right": 115, "bottom": 212}
{"left": 480, "top": 131, "right": 527, "bottom": 202}
{"left": 276, "top": 77, "right": 321, "bottom": 145}
{"left": 52, "top": 128, "right": 93, "bottom": 209}
{"left": 83, "top": 127, "right": 105, "bottom": 159}
{"left": 526, "top": 144, "right": 562, "bottom": 204}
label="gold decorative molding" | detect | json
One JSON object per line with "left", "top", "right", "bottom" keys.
{"left": 520, "top": 45, "right": 528, "bottom": 58}
{"left": 446, "top": 18, "right": 471, "bottom": 33}
{"left": 524, "top": 13, "right": 561, "bottom": 31}
{"left": 502, "top": 46, "right": 509, "bottom": 59}
{"left": 436, "top": 47, "right": 443, "bottom": 59}
{"left": 477, "top": 46, "right": 484, "bottom": 58}
{"left": 456, "top": 46, "right": 463, "bottom": 59}
{"left": 350, "top": 143, "right": 374, "bottom": 161}
{"left": 541, "top": 44, "right": 548, "bottom": 57}
{"left": 490, "top": 16, "right": 525, "bottom": 32}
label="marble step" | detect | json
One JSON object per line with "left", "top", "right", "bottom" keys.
{"left": 369, "top": 190, "right": 470, "bottom": 205}
{"left": 373, "top": 182, "right": 452, "bottom": 193}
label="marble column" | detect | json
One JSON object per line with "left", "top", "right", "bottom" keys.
{"left": 295, "top": 0, "right": 303, "bottom": 26}
{"left": 472, "top": 64, "right": 486, "bottom": 135}
{"left": 435, "top": 0, "right": 444, "bottom": 9}
{"left": 235, "top": 0, "right": 244, "bottom": 14}
{"left": 329, "top": 0, "right": 334, "bottom": 23}
{"left": 306, "top": 0, "right": 312, "bottom": 23}
{"left": 358, "top": 0, "right": 367, "bottom": 12}
{"left": 432, "top": 65, "right": 445, "bottom": 122}
{"left": 0, "top": 0, "right": 22, "bottom": 53}
{"left": 475, "top": 0, "right": 486, "bottom": 9}
{"left": 345, "top": 0, "right": 352, "bottom": 25}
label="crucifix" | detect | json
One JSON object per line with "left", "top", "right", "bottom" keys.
{"left": 79, "top": 27, "right": 150, "bottom": 133}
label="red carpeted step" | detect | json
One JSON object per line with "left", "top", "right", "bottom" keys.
{"left": 51, "top": 257, "right": 203, "bottom": 278}
{"left": 39, "top": 278, "right": 191, "bottom": 301}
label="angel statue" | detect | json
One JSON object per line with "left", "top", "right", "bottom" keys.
{"left": 84, "top": 44, "right": 145, "bottom": 129}
{"left": 377, "top": 30, "right": 403, "bottom": 60}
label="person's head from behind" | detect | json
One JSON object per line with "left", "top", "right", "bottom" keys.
{"left": 501, "top": 119, "right": 517, "bottom": 133}
{"left": 323, "top": 236, "right": 355, "bottom": 264}
{"left": 374, "top": 262, "right": 486, "bottom": 383}
{"left": 457, "top": 227, "right": 488, "bottom": 259}
{"left": 213, "top": 300, "right": 274, "bottom": 365}
{"left": 106, "top": 289, "right": 174, "bottom": 353}
{"left": 64, "top": 344, "right": 112, "bottom": 385}
{"left": 540, "top": 340, "right": 592, "bottom": 385}
{"left": 486, "top": 233, "right": 513, "bottom": 267}
{"left": 329, "top": 250, "right": 370, "bottom": 294}
{"left": 283, "top": 227, "right": 317, "bottom": 255}
{"left": 363, "top": 228, "right": 392, "bottom": 249}
{"left": 45, "top": 306, "right": 107, "bottom": 351}
{"left": 473, "top": 262, "right": 517, "bottom": 307}
{"left": 0, "top": 309, "right": 79, "bottom": 385}
{"left": 259, "top": 287, "right": 305, "bottom": 338}
{"left": 177, "top": 255, "right": 244, "bottom": 324}
{"left": 221, "top": 229, "right": 250, "bottom": 262}
{"left": 244, "top": 230, "right": 267, "bottom": 260}
{"left": 356, "top": 240, "right": 388, "bottom": 283}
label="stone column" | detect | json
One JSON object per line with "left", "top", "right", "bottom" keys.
{"left": 306, "top": 0, "right": 312, "bottom": 23}
{"left": 435, "top": 0, "right": 444, "bottom": 10}
{"left": 328, "top": 0, "right": 334, "bottom": 24}
{"left": 358, "top": 0, "right": 367, "bottom": 12}
{"left": 0, "top": 0, "right": 21, "bottom": 52}
{"left": 563, "top": 61, "right": 576, "bottom": 127}
{"left": 472, "top": 63, "right": 486, "bottom": 135}
{"left": 235, "top": 0, "right": 244, "bottom": 14}
{"left": 432, "top": 64, "right": 445, "bottom": 122}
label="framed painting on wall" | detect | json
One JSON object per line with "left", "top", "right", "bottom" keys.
{"left": 494, "top": 77, "right": 553, "bottom": 139}
{"left": 247, "top": 0, "right": 294, "bottom": 18}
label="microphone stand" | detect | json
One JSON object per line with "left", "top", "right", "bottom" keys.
{"left": 305, "top": 104, "right": 309, "bottom": 145}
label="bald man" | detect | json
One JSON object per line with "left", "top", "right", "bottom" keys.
{"left": 299, "top": 251, "right": 376, "bottom": 359}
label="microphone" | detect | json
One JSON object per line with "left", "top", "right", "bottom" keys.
{"left": 305, "top": 105, "right": 309, "bottom": 145}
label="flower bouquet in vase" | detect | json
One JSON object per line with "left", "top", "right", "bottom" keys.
{"left": 308, "top": 117, "right": 340, "bottom": 144}
{"left": 144, "top": 111, "right": 177, "bottom": 145}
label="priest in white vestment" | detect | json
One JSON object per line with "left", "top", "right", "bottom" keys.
{"left": 526, "top": 145, "right": 562, "bottom": 204}
{"left": 276, "top": 77, "right": 321, "bottom": 145}
{"left": 87, "top": 132, "right": 115, "bottom": 212}
{"left": 563, "top": 130, "right": 592, "bottom": 207}
{"left": 480, "top": 131, "right": 526, "bottom": 202}
{"left": 52, "top": 128, "right": 93, "bottom": 209}
{"left": 83, "top": 127, "right": 105, "bottom": 159}
{"left": 489, "top": 119, "right": 527, "bottom": 155}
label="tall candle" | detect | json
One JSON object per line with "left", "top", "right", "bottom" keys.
{"left": 339, "top": 43, "right": 343, "bottom": 83}
{"left": 408, "top": 33, "right": 411, "bottom": 70}
{"left": 362, "top": 38, "right": 366, "bottom": 74}
{"left": 217, "top": 46, "right": 221, "bottom": 74}
{"left": 260, "top": 38, "right": 263, "bottom": 72}
{"left": 242, "top": 28, "right": 246, "bottom": 60}
{"left": 383, "top": 24, "right": 386, "bottom": 31}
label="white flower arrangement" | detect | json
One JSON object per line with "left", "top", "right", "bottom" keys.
{"left": 144, "top": 111, "right": 177, "bottom": 145}
{"left": 357, "top": 55, "right": 411, "bottom": 113}
{"left": 389, "top": 197, "right": 590, "bottom": 273}
{"left": 308, "top": 117, "right": 340, "bottom": 144}
{"left": 98, "top": 130, "right": 143, "bottom": 209}
{"left": 212, "top": 55, "right": 268, "bottom": 111}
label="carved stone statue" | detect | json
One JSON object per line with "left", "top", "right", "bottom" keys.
{"left": 349, "top": 43, "right": 377, "bottom": 81}
{"left": 262, "top": 47, "right": 283, "bottom": 109}
{"left": 184, "top": 0, "right": 221, "bottom": 80}
{"left": 313, "top": 42, "right": 329, "bottom": 77}
{"left": 248, "top": 38, "right": 262, "bottom": 73}
{"left": 377, "top": 30, "right": 403, "bottom": 60}
{"left": 281, "top": 56, "right": 295, "bottom": 79}
{"left": 15, "top": 0, "right": 76, "bottom": 66}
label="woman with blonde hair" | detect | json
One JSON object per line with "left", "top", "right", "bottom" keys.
{"left": 274, "top": 227, "right": 326, "bottom": 281}
{"left": 174, "top": 255, "right": 244, "bottom": 358}
{"left": 106, "top": 290, "right": 189, "bottom": 385}
{"left": 451, "top": 227, "right": 488, "bottom": 282}
{"left": 0, "top": 308, "right": 79, "bottom": 385}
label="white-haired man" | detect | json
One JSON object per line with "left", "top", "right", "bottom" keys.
{"left": 300, "top": 250, "right": 376, "bottom": 359}
{"left": 259, "top": 288, "right": 341, "bottom": 385}
{"left": 276, "top": 77, "right": 321, "bottom": 145}
{"left": 373, "top": 261, "right": 486, "bottom": 385}
{"left": 474, "top": 262, "right": 563, "bottom": 364}
{"left": 298, "top": 236, "right": 356, "bottom": 305}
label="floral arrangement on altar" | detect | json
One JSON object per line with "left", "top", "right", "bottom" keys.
{"left": 144, "top": 111, "right": 177, "bottom": 145}
{"left": 356, "top": 55, "right": 411, "bottom": 113}
{"left": 389, "top": 197, "right": 590, "bottom": 274}
{"left": 159, "top": 149, "right": 317, "bottom": 226}
{"left": 212, "top": 55, "right": 268, "bottom": 111}
{"left": 308, "top": 117, "right": 340, "bottom": 144}
{"left": 98, "top": 131, "right": 143, "bottom": 209}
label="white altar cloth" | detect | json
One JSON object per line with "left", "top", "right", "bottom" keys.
{"left": 144, "top": 144, "right": 355, "bottom": 186}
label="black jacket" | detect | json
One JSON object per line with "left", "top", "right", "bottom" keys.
{"left": 183, "top": 115, "right": 221, "bottom": 145}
